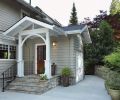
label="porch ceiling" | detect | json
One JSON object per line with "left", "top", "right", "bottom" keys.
{"left": 3, "top": 17, "right": 65, "bottom": 37}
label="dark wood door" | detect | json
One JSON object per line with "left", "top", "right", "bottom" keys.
{"left": 37, "top": 45, "right": 46, "bottom": 74}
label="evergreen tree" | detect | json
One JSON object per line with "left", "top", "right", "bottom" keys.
{"left": 69, "top": 3, "right": 78, "bottom": 25}
{"left": 110, "top": 0, "right": 120, "bottom": 15}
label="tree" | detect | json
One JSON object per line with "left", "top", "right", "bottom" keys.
{"left": 84, "top": 21, "right": 114, "bottom": 66}
{"left": 69, "top": 3, "right": 78, "bottom": 25}
{"left": 110, "top": 0, "right": 120, "bottom": 15}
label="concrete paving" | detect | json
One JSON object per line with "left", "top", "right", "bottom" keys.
{"left": 0, "top": 75, "right": 111, "bottom": 100}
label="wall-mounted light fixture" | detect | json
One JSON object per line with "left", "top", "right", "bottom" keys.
{"left": 52, "top": 41, "right": 56, "bottom": 46}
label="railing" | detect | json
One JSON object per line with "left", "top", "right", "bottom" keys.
{"left": 2, "top": 63, "right": 17, "bottom": 92}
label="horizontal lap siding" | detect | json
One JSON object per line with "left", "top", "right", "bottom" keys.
{"left": 0, "top": 36, "right": 17, "bottom": 88}
{"left": 0, "top": 36, "right": 16, "bottom": 78}
{"left": 0, "top": 60, "right": 16, "bottom": 77}
{"left": 0, "top": 60, "right": 16, "bottom": 88}
{"left": 0, "top": 1, "right": 20, "bottom": 32}
{"left": 51, "top": 36, "right": 75, "bottom": 75}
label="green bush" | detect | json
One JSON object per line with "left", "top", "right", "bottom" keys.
{"left": 39, "top": 74, "right": 48, "bottom": 80}
{"left": 61, "top": 67, "right": 72, "bottom": 77}
{"left": 106, "top": 71, "right": 120, "bottom": 90}
{"left": 104, "top": 47, "right": 120, "bottom": 72}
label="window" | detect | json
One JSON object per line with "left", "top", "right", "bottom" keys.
{"left": 10, "top": 46, "right": 16, "bottom": 59}
{"left": 0, "top": 44, "right": 8, "bottom": 59}
{"left": 0, "top": 44, "right": 16, "bottom": 59}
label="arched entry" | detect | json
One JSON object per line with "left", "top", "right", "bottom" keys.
{"left": 22, "top": 34, "right": 46, "bottom": 75}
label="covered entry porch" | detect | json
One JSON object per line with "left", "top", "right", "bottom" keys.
{"left": 3, "top": 17, "right": 64, "bottom": 79}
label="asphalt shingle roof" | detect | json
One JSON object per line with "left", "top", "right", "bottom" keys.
{"left": 62, "top": 24, "right": 86, "bottom": 31}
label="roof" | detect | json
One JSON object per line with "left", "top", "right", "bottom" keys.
{"left": 3, "top": 17, "right": 64, "bottom": 37}
{"left": 62, "top": 24, "right": 86, "bottom": 31}
{"left": 15, "top": 0, "right": 62, "bottom": 27}
{"left": 62, "top": 24, "right": 92, "bottom": 43}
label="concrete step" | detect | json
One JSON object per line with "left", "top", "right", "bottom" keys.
{"left": 7, "top": 75, "right": 59, "bottom": 94}
{"left": 9, "top": 81, "right": 49, "bottom": 87}
{"left": 7, "top": 85, "right": 49, "bottom": 94}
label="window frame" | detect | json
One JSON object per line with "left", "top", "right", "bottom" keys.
{"left": 0, "top": 44, "right": 16, "bottom": 60}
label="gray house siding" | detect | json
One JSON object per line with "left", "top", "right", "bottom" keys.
{"left": 0, "top": 37, "right": 16, "bottom": 87}
{"left": 51, "top": 36, "right": 76, "bottom": 76}
{"left": 0, "top": 0, "right": 32, "bottom": 78}
{"left": 0, "top": 0, "right": 21, "bottom": 32}
{"left": 0, "top": 38, "right": 16, "bottom": 75}
{"left": 22, "top": 35, "right": 81, "bottom": 77}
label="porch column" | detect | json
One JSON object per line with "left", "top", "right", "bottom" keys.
{"left": 17, "top": 34, "right": 24, "bottom": 77}
{"left": 45, "top": 31, "right": 51, "bottom": 79}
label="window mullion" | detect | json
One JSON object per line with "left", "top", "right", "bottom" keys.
{"left": 8, "top": 45, "right": 10, "bottom": 59}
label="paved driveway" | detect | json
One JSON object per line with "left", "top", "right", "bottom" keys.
{"left": 0, "top": 75, "right": 111, "bottom": 100}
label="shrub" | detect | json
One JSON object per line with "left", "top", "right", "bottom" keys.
{"left": 61, "top": 67, "right": 72, "bottom": 77}
{"left": 106, "top": 71, "right": 120, "bottom": 90}
{"left": 104, "top": 47, "right": 120, "bottom": 72}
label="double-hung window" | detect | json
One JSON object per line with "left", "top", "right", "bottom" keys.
{"left": 0, "top": 44, "right": 16, "bottom": 59}
{"left": 0, "top": 44, "right": 8, "bottom": 59}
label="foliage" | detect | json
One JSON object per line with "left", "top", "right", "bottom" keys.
{"left": 84, "top": 21, "right": 115, "bottom": 66}
{"left": 104, "top": 46, "right": 120, "bottom": 72}
{"left": 110, "top": 0, "right": 120, "bottom": 15}
{"left": 69, "top": 3, "right": 78, "bottom": 25}
{"left": 61, "top": 67, "right": 72, "bottom": 77}
{"left": 39, "top": 74, "right": 48, "bottom": 80}
{"left": 84, "top": 10, "right": 107, "bottom": 28}
{"left": 105, "top": 71, "right": 120, "bottom": 90}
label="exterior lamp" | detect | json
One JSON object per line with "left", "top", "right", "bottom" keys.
{"left": 52, "top": 42, "right": 56, "bottom": 46}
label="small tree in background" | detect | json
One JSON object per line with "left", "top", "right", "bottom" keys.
{"left": 110, "top": 0, "right": 120, "bottom": 15}
{"left": 69, "top": 3, "right": 78, "bottom": 25}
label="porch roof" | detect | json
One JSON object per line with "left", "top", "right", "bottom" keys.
{"left": 63, "top": 24, "right": 92, "bottom": 43}
{"left": 2, "top": 16, "right": 91, "bottom": 43}
{"left": 3, "top": 16, "right": 64, "bottom": 37}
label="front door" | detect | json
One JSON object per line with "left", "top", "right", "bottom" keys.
{"left": 37, "top": 45, "right": 46, "bottom": 74}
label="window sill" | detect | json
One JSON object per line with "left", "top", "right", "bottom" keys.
{"left": 0, "top": 59, "right": 16, "bottom": 61}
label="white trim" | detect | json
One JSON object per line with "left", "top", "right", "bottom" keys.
{"left": 35, "top": 43, "right": 45, "bottom": 74}
{"left": 0, "top": 59, "right": 16, "bottom": 61}
{"left": 65, "top": 30, "right": 81, "bottom": 34}
{"left": 20, "top": 28, "right": 49, "bottom": 36}
{"left": 0, "top": 44, "right": 16, "bottom": 60}
{"left": 21, "top": 34, "right": 46, "bottom": 47}
{"left": 3, "top": 17, "right": 29, "bottom": 35}
{"left": 3, "top": 16, "right": 65, "bottom": 36}
{"left": 0, "top": 42, "right": 17, "bottom": 46}
{"left": 65, "top": 25, "right": 88, "bottom": 35}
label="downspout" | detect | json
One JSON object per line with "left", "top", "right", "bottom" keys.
{"left": 68, "top": 36, "right": 71, "bottom": 67}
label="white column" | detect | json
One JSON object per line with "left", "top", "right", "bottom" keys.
{"left": 45, "top": 31, "right": 51, "bottom": 79}
{"left": 17, "top": 34, "right": 24, "bottom": 77}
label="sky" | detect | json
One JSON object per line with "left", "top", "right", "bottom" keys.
{"left": 25, "top": 0, "right": 112, "bottom": 26}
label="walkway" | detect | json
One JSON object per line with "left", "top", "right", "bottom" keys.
{"left": 0, "top": 75, "right": 111, "bottom": 100}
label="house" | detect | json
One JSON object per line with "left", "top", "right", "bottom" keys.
{"left": 0, "top": 0, "right": 91, "bottom": 90}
